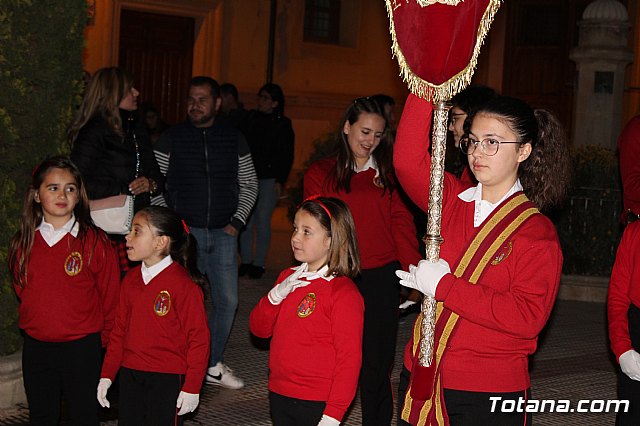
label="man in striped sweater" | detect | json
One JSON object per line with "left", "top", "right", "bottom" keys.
{"left": 163, "top": 76, "right": 258, "bottom": 389}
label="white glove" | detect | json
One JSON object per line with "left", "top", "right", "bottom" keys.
{"left": 268, "top": 263, "right": 310, "bottom": 305}
{"left": 620, "top": 349, "right": 640, "bottom": 381}
{"left": 176, "top": 391, "right": 200, "bottom": 415}
{"left": 317, "top": 414, "right": 340, "bottom": 426}
{"left": 396, "top": 259, "right": 451, "bottom": 298}
{"left": 97, "top": 378, "right": 112, "bottom": 408}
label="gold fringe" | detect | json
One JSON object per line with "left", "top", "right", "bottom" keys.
{"left": 385, "top": 0, "right": 503, "bottom": 103}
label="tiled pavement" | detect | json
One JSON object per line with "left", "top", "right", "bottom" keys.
{"left": 0, "top": 207, "right": 620, "bottom": 425}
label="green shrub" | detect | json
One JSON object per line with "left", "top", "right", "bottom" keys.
{"left": 553, "top": 145, "right": 623, "bottom": 276}
{"left": 0, "top": 0, "right": 86, "bottom": 355}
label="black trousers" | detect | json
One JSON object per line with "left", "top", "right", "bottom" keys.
{"left": 398, "top": 367, "right": 532, "bottom": 426}
{"left": 356, "top": 262, "right": 401, "bottom": 426}
{"left": 616, "top": 304, "right": 640, "bottom": 425}
{"left": 22, "top": 332, "right": 101, "bottom": 426}
{"left": 269, "top": 391, "right": 325, "bottom": 426}
{"left": 118, "top": 367, "right": 184, "bottom": 426}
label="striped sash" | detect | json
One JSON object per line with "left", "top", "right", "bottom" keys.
{"left": 401, "top": 192, "right": 539, "bottom": 425}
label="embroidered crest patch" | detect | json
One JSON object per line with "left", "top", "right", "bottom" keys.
{"left": 297, "top": 293, "right": 316, "bottom": 318}
{"left": 64, "top": 252, "right": 83, "bottom": 276}
{"left": 154, "top": 291, "right": 171, "bottom": 317}
{"left": 491, "top": 241, "right": 513, "bottom": 265}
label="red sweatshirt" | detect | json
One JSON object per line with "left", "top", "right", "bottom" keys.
{"left": 14, "top": 228, "right": 120, "bottom": 346}
{"left": 101, "top": 262, "right": 210, "bottom": 393}
{"left": 618, "top": 115, "right": 640, "bottom": 217}
{"left": 249, "top": 268, "right": 364, "bottom": 421}
{"left": 304, "top": 157, "right": 421, "bottom": 270}
{"left": 394, "top": 94, "right": 563, "bottom": 392}
{"left": 608, "top": 221, "right": 640, "bottom": 361}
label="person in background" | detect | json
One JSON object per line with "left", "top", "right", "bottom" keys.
{"left": 69, "top": 67, "right": 164, "bottom": 273}
{"left": 218, "top": 83, "right": 248, "bottom": 129}
{"left": 371, "top": 94, "right": 396, "bottom": 131}
{"left": 239, "top": 83, "right": 295, "bottom": 279}
{"left": 9, "top": 156, "right": 120, "bottom": 425}
{"left": 139, "top": 102, "right": 169, "bottom": 146}
{"left": 164, "top": 76, "right": 258, "bottom": 390}
{"left": 98, "top": 206, "right": 210, "bottom": 425}
{"left": 607, "top": 220, "right": 640, "bottom": 425}
{"left": 446, "top": 85, "right": 497, "bottom": 183}
{"left": 250, "top": 196, "right": 364, "bottom": 426}
{"left": 304, "top": 97, "right": 421, "bottom": 425}
{"left": 618, "top": 114, "right": 640, "bottom": 224}
{"left": 394, "top": 94, "right": 570, "bottom": 425}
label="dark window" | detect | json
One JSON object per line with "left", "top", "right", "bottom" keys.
{"left": 304, "top": 0, "right": 340, "bottom": 44}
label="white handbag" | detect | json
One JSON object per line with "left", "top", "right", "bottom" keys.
{"left": 89, "top": 194, "right": 134, "bottom": 235}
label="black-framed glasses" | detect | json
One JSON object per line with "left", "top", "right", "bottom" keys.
{"left": 460, "top": 137, "right": 521, "bottom": 156}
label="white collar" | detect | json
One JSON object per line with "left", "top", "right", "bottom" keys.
{"left": 37, "top": 216, "right": 79, "bottom": 247}
{"left": 458, "top": 180, "right": 524, "bottom": 227}
{"left": 297, "top": 264, "right": 334, "bottom": 282}
{"left": 141, "top": 255, "right": 173, "bottom": 285}
{"left": 353, "top": 156, "right": 379, "bottom": 176}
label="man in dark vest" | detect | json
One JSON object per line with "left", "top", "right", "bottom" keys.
{"left": 164, "top": 76, "right": 258, "bottom": 389}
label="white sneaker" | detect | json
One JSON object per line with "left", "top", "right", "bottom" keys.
{"left": 205, "top": 362, "right": 244, "bottom": 389}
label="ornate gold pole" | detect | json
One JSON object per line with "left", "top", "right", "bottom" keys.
{"left": 418, "top": 101, "right": 450, "bottom": 367}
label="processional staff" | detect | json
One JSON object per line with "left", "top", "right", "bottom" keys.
{"left": 385, "top": 0, "right": 503, "bottom": 367}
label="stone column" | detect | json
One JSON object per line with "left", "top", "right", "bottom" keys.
{"left": 570, "top": 0, "right": 633, "bottom": 149}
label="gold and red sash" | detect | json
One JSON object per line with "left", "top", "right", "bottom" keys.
{"left": 401, "top": 192, "right": 539, "bottom": 425}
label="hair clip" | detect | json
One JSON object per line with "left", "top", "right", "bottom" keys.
{"left": 181, "top": 219, "right": 190, "bottom": 234}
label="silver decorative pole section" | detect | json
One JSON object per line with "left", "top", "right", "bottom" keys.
{"left": 418, "top": 101, "right": 450, "bottom": 367}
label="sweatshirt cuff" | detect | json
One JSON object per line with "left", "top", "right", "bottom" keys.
{"left": 435, "top": 273, "right": 457, "bottom": 301}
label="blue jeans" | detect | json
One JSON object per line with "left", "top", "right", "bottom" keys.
{"left": 239, "top": 178, "right": 279, "bottom": 267}
{"left": 190, "top": 227, "right": 238, "bottom": 366}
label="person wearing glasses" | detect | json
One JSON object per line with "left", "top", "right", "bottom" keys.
{"left": 393, "top": 94, "right": 570, "bottom": 425}
{"left": 446, "top": 85, "right": 497, "bottom": 184}
{"left": 304, "top": 97, "right": 421, "bottom": 425}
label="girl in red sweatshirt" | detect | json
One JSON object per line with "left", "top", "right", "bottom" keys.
{"left": 98, "top": 206, "right": 210, "bottom": 425}
{"left": 9, "top": 156, "right": 120, "bottom": 425}
{"left": 250, "top": 196, "right": 364, "bottom": 426}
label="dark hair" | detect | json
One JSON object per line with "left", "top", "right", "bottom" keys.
{"left": 220, "top": 83, "right": 239, "bottom": 101}
{"left": 370, "top": 93, "right": 395, "bottom": 109}
{"left": 68, "top": 67, "right": 135, "bottom": 144}
{"left": 474, "top": 95, "right": 570, "bottom": 211}
{"left": 137, "top": 206, "right": 207, "bottom": 288}
{"left": 330, "top": 97, "right": 393, "bottom": 193}
{"left": 297, "top": 197, "right": 360, "bottom": 278}
{"left": 9, "top": 156, "right": 96, "bottom": 288}
{"left": 258, "top": 83, "right": 285, "bottom": 115}
{"left": 451, "top": 85, "right": 497, "bottom": 134}
{"left": 190, "top": 76, "right": 220, "bottom": 99}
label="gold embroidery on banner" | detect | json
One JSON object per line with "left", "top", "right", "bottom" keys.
{"left": 64, "top": 252, "right": 83, "bottom": 276}
{"left": 154, "top": 291, "right": 171, "bottom": 317}
{"left": 385, "top": 0, "right": 503, "bottom": 102}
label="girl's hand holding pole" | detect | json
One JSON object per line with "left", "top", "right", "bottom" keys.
{"left": 268, "top": 263, "right": 310, "bottom": 305}
{"left": 395, "top": 259, "right": 451, "bottom": 298}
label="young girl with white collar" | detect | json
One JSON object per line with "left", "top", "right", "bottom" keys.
{"left": 97, "top": 206, "right": 210, "bottom": 425}
{"left": 250, "top": 196, "right": 364, "bottom": 426}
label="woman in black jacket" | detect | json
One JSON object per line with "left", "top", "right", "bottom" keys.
{"left": 69, "top": 67, "right": 163, "bottom": 271}
{"left": 239, "top": 83, "right": 295, "bottom": 279}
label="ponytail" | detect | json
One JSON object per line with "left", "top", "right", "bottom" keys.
{"left": 475, "top": 96, "right": 571, "bottom": 212}
{"left": 138, "top": 206, "right": 207, "bottom": 289}
{"left": 519, "top": 109, "right": 570, "bottom": 211}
